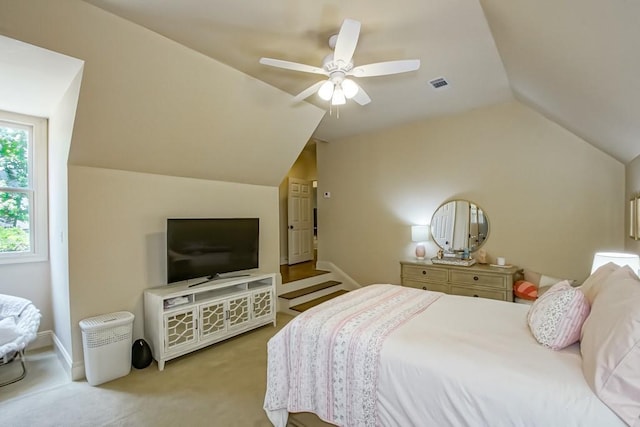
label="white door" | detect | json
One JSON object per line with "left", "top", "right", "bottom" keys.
{"left": 226, "top": 294, "right": 251, "bottom": 331}
{"left": 251, "top": 289, "right": 273, "bottom": 321}
{"left": 287, "top": 178, "right": 313, "bottom": 265}
{"left": 163, "top": 308, "right": 197, "bottom": 352}
{"left": 432, "top": 201, "right": 455, "bottom": 250}
{"left": 198, "top": 300, "right": 227, "bottom": 341}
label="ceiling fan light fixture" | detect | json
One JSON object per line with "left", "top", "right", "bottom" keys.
{"left": 318, "top": 80, "right": 335, "bottom": 101}
{"left": 260, "top": 18, "right": 421, "bottom": 110}
{"left": 331, "top": 87, "right": 346, "bottom": 105}
{"left": 341, "top": 79, "right": 359, "bottom": 99}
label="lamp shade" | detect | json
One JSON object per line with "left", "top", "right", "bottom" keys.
{"left": 411, "top": 225, "right": 429, "bottom": 242}
{"left": 318, "top": 80, "right": 334, "bottom": 101}
{"left": 341, "top": 79, "right": 359, "bottom": 99}
{"left": 591, "top": 252, "right": 640, "bottom": 274}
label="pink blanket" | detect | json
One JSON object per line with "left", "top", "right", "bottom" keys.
{"left": 264, "top": 284, "right": 441, "bottom": 426}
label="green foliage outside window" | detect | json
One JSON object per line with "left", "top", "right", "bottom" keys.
{"left": 0, "top": 227, "right": 29, "bottom": 252}
{"left": 0, "top": 125, "right": 30, "bottom": 253}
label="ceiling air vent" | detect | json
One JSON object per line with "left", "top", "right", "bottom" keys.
{"left": 429, "top": 77, "right": 449, "bottom": 89}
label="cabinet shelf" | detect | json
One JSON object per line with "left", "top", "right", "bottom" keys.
{"left": 193, "top": 284, "right": 249, "bottom": 304}
{"left": 144, "top": 272, "right": 276, "bottom": 370}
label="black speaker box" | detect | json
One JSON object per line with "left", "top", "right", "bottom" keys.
{"left": 132, "top": 338, "right": 152, "bottom": 369}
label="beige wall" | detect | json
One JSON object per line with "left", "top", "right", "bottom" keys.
{"left": 0, "top": 0, "right": 324, "bottom": 187}
{"left": 317, "top": 101, "right": 624, "bottom": 285}
{"left": 0, "top": 0, "right": 319, "bottom": 372}
{"left": 68, "top": 166, "right": 280, "bottom": 366}
{"left": 279, "top": 144, "right": 318, "bottom": 263}
{"left": 625, "top": 154, "right": 640, "bottom": 255}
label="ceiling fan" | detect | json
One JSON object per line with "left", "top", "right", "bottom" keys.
{"left": 259, "top": 19, "right": 420, "bottom": 107}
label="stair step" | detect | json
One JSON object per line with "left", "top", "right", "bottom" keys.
{"left": 282, "top": 269, "right": 331, "bottom": 284}
{"left": 279, "top": 280, "right": 342, "bottom": 300}
{"left": 290, "top": 290, "right": 349, "bottom": 313}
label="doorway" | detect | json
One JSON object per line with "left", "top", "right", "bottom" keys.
{"left": 279, "top": 141, "right": 318, "bottom": 268}
{"left": 287, "top": 177, "right": 314, "bottom": 265}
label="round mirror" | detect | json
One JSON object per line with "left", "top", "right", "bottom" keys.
{"left": 430, "top": 200, "right": 489, "bottom": 252}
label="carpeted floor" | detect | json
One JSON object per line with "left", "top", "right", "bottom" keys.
{"left": 0, "top": 313, "right": 333, "bottom": 427}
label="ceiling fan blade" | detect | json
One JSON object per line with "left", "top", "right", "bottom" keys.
{"left": 351, "top": 84, "right": 371, "bottom": 106}
{"left": 292, "top": 81, "right": 326, "bottom": 103}
{"left": 333, "top": 19, "right": 361, "bottom": 66}
{"left": 259, "top": 57, "right": 327, "bottom": 75}
{"left": 350, "top": 59, "right": 420, "bottom": 77}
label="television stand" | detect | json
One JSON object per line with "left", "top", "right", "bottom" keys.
{"left": 188, "top": 273, "right": 252, "bottom": 288}
{"left": 144, "top": 272, "right": 276, "bottom": 370}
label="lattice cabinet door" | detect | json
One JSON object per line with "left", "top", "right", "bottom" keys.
{"left": 163, "top": 307, "right": 197, "bottom": 352}
{"left": 199, "top": 300, "right": 227, "bottom": 340}
{"left": 252, "top": 289, "right": 273, "bottom": 321}
{"left": 227, "top": 294, "right": 251, "bottom": 330}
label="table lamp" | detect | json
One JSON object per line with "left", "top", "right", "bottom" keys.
{"left": 411, "top": 225, "right": 430, "bottom": 260}
{"left": 591, "top": 252, "right": 640, "bottom": 274}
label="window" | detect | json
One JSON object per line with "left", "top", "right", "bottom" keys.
{"left": 0, "top": 111, "right": 48, "bottom": 263}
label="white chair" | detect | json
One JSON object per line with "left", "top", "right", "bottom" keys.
{"left": 0, "top": 294, "right": 41, "bottom": 387}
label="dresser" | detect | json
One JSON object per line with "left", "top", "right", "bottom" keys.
{"left": 400, "top": 260, "right": 522, "bottom": 302}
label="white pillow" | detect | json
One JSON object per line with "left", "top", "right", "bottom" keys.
{"left": 580, "top": 266, "right": 640, "bottom": 426}
{"left": 527, "top": 280, "right": 590, "bottom": 350}
{"left": 578, "top": 262, "right": 620, "bottom": 305}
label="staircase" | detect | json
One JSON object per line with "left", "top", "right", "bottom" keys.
{"left": 278, "top": 263, "right": 350, "bottom": 315}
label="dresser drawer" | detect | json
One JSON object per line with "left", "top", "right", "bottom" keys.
{"left": 402, "top": 265, "right": 447, "bottom": 283}
{"left": 403, "top": 279, "right": 449, "bottom": 293}
{"left": 450, "top": 285, "right": 507, "bottom": 301}
{"left": 449, "top": 271, "right": 508, "bottom": 290}
{"left": 400, "top": 261, "right": 519, "bottom": 303}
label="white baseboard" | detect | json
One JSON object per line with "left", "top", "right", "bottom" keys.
{"left": 22, "top": 328, "right": 86, "bottom": 381}
{"left": 48, "top": 331, "right": 85, "bottom": 381}
{"left": 71, "top": 360, "right": 85, "bottom": 381}
{"left": 25, "top": 330, "right": 83, "bottom": 380}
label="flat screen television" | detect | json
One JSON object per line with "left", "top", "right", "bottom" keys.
{"left": 166, "top": 218, "right": 259, "bottom": 284}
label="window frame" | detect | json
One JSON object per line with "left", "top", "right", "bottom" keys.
{"left": 0, "top": 110, "right": 48, "bottom": 264}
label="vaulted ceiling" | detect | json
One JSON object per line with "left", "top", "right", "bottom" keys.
{"left": 66, "top": 0, "right": 640, "bottom": 164}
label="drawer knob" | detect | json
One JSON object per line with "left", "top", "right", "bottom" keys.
{"left": 473, "top": 276, "right": 479, "bottom": 281}
{"left": 422, "top": 270, "right": 427, "bottom": 275}
{"left": 422, "top": 286, "right": 427, "bottom": 291}
{"left": 473, "top": 294, "right": 479, "bottom": 298}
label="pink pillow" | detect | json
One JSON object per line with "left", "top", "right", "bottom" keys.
{"left": 580, "top": 266, "right": 640, "bottom": 425}
{"left": 527, "top": 280, "right": 590, "bottom": 350}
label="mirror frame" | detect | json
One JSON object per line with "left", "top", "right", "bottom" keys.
{"left": 632, "top": 196, "right": 640, "bottom": 240}
{"left": 430, "top": 199, "right": 490, "bottom": 252}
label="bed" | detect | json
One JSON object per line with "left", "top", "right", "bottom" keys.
{"left": 264, "top": 272, "right": 638, "bottom": 427}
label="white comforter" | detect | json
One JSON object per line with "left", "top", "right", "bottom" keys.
{"left": 265, "top": 285, "right": 624, "bottom": 427}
